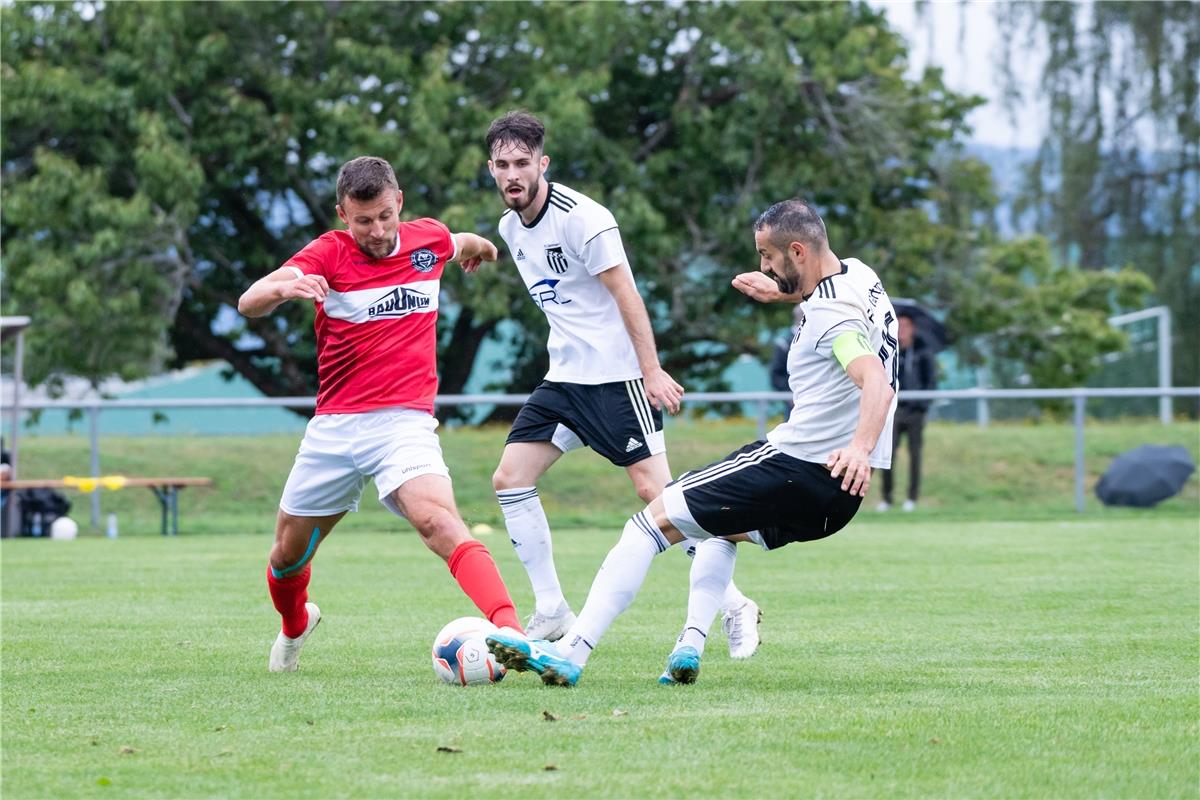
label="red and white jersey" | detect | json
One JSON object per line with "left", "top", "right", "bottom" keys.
{"left": 284, "top": 220, "right": 457, "bottom": 415}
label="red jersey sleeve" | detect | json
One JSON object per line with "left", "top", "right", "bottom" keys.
{"left": 285, "top": 231, "right": 342, "bottom": 278}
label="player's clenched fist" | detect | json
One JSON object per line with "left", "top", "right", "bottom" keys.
{"left": 282, "top": 274, "right": 330, "bottom": 303}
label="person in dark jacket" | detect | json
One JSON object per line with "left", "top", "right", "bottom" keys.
{"left": 877, "top": 313, "right": 937, "bottom": 512}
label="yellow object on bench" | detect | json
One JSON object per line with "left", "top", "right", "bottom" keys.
{"left": 63, "top": 475, "right": 129, "bottom": 492}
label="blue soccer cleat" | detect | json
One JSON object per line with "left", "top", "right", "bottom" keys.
{"left": 664, "top": 646, "right": 701, "bottom": 685}
{"left": 486, "top": 629, "right": 582, "bottom": 687}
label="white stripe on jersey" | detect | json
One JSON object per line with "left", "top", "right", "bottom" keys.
{"left": 678, "top": 442, "right": 780, "bottom": 491}
{"left": 322, "top": 279, "right": 440, "bottom": 324}
{"left": 624, "top": 379, "right": 655, "bottom": 436}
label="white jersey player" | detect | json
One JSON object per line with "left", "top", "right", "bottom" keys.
{"left": 486, "top": 198, "right": 899, "bottom": 687}
{"left": 485, "top": 111, "right": 760, "bottom": 656}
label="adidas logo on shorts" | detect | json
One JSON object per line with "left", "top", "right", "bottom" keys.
{"left": 625, "top": 437, "right": 643, "bottom": 453}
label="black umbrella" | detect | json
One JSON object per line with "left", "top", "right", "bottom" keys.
{"left": 891, "top": 298, "right": 948, "bottom": 352}
{"left": 1095, "top": 445, "right": 1196, "bottom": 508}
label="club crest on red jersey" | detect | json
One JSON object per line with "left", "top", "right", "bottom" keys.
{"left": 410, "top": 248, "right": 438, "bottom": 273}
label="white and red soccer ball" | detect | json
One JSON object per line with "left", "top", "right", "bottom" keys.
{"left": 431, "top": 616, "right": 506, "bottom": 686}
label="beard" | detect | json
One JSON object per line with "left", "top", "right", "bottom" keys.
{"left": 768, "top": 263, "right": 800, "bottom": 295}
{"left": 500, "top": 181, "right": 540, "bottom": 213}
{"left": 356, "top": 235, "right": 397, "bottom": 260}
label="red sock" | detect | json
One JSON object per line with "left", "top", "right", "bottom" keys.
{"left": 448, "top": 540, "right": 522, "bottom": 632}
{"left": 267, "top": 564, "right": 311, "bottom": 638}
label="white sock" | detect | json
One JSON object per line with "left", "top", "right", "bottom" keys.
{"left": 682, "top": 540, "right": 747, "bottom": 614}
{"left": 675, "top": 538, "right": 737, "bottom": 656}
{"left": 558, "top": 510, "right": 669, "bottom": 666}
{"left": 496, "top": 487, "right": 563, "bottom": 615}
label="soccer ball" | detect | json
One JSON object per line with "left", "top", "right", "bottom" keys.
{"left": 49, "top": 516, "right": 78, "bottom": 540}
{"left": 431, "top": 617, "right": 506, "bottom": 686}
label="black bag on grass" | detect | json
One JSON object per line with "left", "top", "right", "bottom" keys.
{"left": 19, "top": 488, "right": 72, "bottom": 537}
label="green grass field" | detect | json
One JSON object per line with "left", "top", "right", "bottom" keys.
{"left": 3, "top": 419, "right": 1198, "bottom": 797}
{"left": 3, "top": 518, "right": 1197, "bottom": 798}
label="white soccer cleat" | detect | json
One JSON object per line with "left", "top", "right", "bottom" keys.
{"left": 524, "top": 603, "right": 577, "bottom": 642}
{"left": 269, "top": 602, "right": 321, "bottom": 672}
{"left": 875, "top": 501, "right": 891, "bottom": 512}
{"left": 722, "top": 599, "right": 761, "bottom": 659}
{"left": 902, "top": 499, "right": 916, "bottom": 512}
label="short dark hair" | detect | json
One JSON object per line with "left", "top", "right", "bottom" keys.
{"left": 486, "top": 111, "right": 545, "bottom": 158}
{"left": 336, "top": 156, "right": 399, "bottom": 206}
{"left": 754, "top": 198, "right": 828, "bottom": 252}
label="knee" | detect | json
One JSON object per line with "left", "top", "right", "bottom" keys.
{"left": 270, "top": 513, "right": 330, "bottom": 572}
{"left": 492, "top": 464, "right": 524, "bottom": 493}
{"left": 410, "top": 505, "right": 466, "bottom": 543}
{"left": 269, "top": 540, "right": 312, "bottom": 573}
{"left": 634, "top": 482, "right": 660, "bottom": 504}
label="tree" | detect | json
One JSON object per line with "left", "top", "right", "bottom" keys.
{"left": 996, "top": 1, "right": 1200, "bottom": 390}
{"left": 950, "top": 236, "right": 1152, "bottom": 387}
{"left": 1, "top": 1, "right": 1143, "bottom": 408}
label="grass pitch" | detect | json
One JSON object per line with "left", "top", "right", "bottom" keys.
{"left": 2, "top": 518, "right": 1196, "bottom": 798}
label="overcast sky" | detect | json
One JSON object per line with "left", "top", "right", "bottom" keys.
{"left": 875, "top": 1, "right": 1045, "bottom": 149}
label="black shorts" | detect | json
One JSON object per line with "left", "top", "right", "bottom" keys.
{"left": 506, "top": 379, "right": 665, "bottom": 467}
{"left": 661, "top": 440, "right": 862, "bottom": 550}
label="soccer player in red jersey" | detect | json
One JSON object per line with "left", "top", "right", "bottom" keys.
{"left": 238, "top": 156, "right": 522, "bottom": 672}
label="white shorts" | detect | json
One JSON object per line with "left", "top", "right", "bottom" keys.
{"left": 279, "top": 408, "right": 451, "bottom": 518}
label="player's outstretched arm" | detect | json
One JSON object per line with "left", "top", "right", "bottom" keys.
{"left": 597, "top": 263, "right": 684, "bottom": 414}
{"left": 452, "top": 232, "right": 499, "bottom": 274}
{"left": 826, "top": 343, "right": 896, "bottom": 497}
{"left": 238, "top": 267, "right": 329, "bottom": 318}
{"left": 731, "top": 271, "right": 805, "bottom": 304}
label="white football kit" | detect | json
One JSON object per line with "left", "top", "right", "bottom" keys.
{"left": 767, "top": 258, "right": 899, "bottom": 469}
{"left": 497, "top": 182, "right": 642, "bottom": 384}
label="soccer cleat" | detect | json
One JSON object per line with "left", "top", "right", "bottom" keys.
{"left": 875, "top": 500, "right": 891, "bottom": 512}
{"left": 723, "top": 599, "right": 761, "bottom": 659}
{"left": 902, "top": 499, "right": 916, "bottom": 512}
{"left": 523, "top": 603, "right": 577, "bottom": 642}
{"left": 665, "top": 646, "right": 701, "bottom": 684}
{"left": 657, "top": 669, "right": 677, "bottom": 685}
{"left": 269, "top": 602, "right": 321, "bottom": 672}
{"left": 486, "top": 629, "right": 581, "bottom": 687}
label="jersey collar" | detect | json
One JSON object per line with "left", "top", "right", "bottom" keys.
{"left": 802, "top": 260, "right": 849, "bottom": 300}
{"left": 521, "top": 182, "right": 556, "bottom": 229}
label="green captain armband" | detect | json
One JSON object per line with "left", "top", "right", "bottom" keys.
{"left": 832, "top": 330, "right": 874, "bottom": 370}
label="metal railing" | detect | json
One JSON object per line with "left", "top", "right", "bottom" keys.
{"left": 3, "top": 386, "right": 1197, "bottom": 526}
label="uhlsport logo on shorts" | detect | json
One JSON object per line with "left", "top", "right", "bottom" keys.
{"left": 544, "top": 244, "right": 569, "bottom": 274}
{"left": 410, "top": 248, "right": 438, "bottom": 273}
{"left": 368, "top": 286, "right": 431, "bottom": 318}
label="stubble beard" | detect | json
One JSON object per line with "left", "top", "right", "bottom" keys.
{"left": 357, "top": 235, "right": 396, "bottom": 260}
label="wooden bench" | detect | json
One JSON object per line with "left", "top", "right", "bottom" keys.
{"left": 0, "top": 477, "right": 213, "bottom": 536}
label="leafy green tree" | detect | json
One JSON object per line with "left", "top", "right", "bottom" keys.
{"left": 950, "top": 237, "right": 1152, "bottom": 387}
{"left": 997, "top": 1, "right": 1199, "bottom": 389}
{"left": 1, "top": 0, "right": 1148, "bottom": 408}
